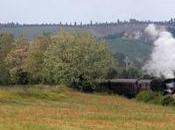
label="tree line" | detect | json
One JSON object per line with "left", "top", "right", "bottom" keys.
{"left": 0, "top": 32, "right": 114, "bottom": 90}
{"left": 1, "top": 18, "right": 175, "bottom": 28}
{"left": 0, "top": 32, "right": 145, "bottom": 91}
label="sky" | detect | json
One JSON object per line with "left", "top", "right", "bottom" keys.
{"left": 0, "top": 0, "right": 175, "bottom": 24}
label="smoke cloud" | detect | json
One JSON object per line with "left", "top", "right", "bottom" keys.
{"left": 143, "top": 24, "right": 175, "bottom": 78}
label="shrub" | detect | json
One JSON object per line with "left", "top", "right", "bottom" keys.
{"left": 136, "top": 90, "right": 163, "bottom": 105}
{"left": 136, "top": 91, "right": 156, "bottom": 103}
{"left": 161, "top": 96, "right": 175, "bottom": 106}
{"left": 16, "top": 69, "right": 30, "bottom": 85}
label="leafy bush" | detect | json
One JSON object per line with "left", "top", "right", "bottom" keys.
{"left": 161, "top": 96, "right": 175, "bottom": 106}
{"left": 15, "top": 69, "right": 30, "bottom": 85}
{"left": 136, "top": 91, "right": 175, "bottom": 107}
{"left": 136, "top": 91, "right": 156, "bottom": 103}
{"left": 136, "top": 90, "right": 163, "bottom": 104}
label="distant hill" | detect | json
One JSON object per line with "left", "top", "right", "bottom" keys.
{"left": 0, "top": 23, "right": 149, "bottom": 39}
{"left": 1, "top": 21, "right": 175, "bottom": 39}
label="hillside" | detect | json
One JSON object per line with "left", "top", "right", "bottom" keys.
{"left": 107, "top": 38, "right": 153, "bottom": 63}
{"left": 1, "top": 23, "right": 175, "bottom": 40}
{"left": 0, "top": 86, "right": 175, "bottom": 130}
{"left": 0, "top": 23, "right": 148, "bottom": 39}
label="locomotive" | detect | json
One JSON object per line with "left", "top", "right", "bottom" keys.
{"left": 163, "top": 78, "right": 175, "bottom": 95}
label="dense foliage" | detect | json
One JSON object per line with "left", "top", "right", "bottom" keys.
{"left": 25, "top": 34, "right": 51, "bottom": 83}
{"left": 136, "top": 91, "right": 162, "bottom": 104}
{"left": 161, "top": 96, "right": 175, "bottom": 106}
{"left": 0, "top": 32, "right": 150, "bottom": 91}
{"left": 42, "top": 33, "right": 113, "bottom": 91}
{"left": 136, "top": 90, "right": 175, "bottom": 106}
{"left": 0, "top": 32, "right": 115, "bottom": 91}
{"left": 0, "top": 62, "right": 10, "bottom": 84}
{"left": 6, "top": 38, "right": 29, "bottom": 84}
{"left": 0, "top": 33, "right": 14, "bottom": 84}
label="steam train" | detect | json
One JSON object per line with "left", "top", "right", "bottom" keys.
{"left": 99, "top": 78, "right": 175, "bottom": 96}
{"left": 163, "top": 78, "right": 175, "bottom": 95}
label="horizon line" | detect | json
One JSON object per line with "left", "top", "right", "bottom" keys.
{"left": 1, "top": 18, "right": 175, "bottom": 25}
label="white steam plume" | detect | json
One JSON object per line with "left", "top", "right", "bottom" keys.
{"left": 143, "top": 24, "right": 175, "bottom": 78}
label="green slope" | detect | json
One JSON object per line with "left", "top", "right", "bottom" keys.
{"left": 106, "top": 38, "right": 153, "bottom": 63}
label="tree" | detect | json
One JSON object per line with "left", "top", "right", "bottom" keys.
{"left": 0, "top": 62, "right": 10, "bottom": 84}
{"left": 6, "top": 38, "right": 29, "bottom": 84}
{"left": 118, "top": 67, "right": 144, "bottom": 79}
{"left": 0, "top": 33, "right": 14, "bottom": 60}
{"left": 0, "top": 33, "right": 14, "bottom": 84}
{"left": 25, "top": 34, "right": 51, "bottom": 83}
{"left": 42, "top": 32, "right": 113, "bottom": 91}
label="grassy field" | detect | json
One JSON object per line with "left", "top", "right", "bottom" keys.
{"left": 0, "top": 86, "right": 175, "bottom": 130}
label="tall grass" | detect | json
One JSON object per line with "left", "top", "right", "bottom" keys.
{"left": 0, "top": 85, "right": 67, "bottom": 101}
